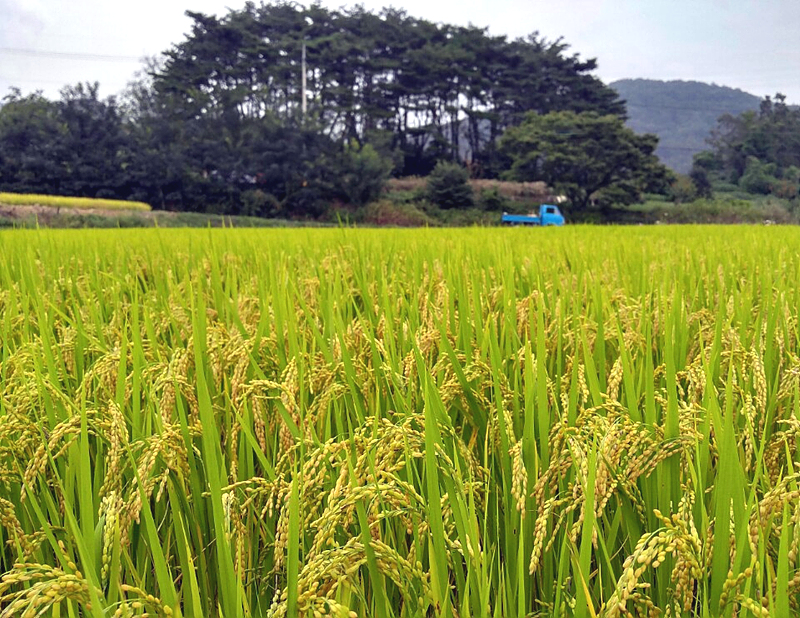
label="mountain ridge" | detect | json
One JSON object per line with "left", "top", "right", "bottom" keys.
{"left": 609, "top": 78, "right": 762, "bottom": 173}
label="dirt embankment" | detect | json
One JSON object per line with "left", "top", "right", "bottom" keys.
{"left": 385, "top": 177, "right": 556, "bottom": 201}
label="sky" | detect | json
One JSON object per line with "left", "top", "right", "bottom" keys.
{"left": 1, "top": 0, "right": 799, "bottom": 103}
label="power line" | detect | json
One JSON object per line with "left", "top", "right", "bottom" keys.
{"left": 0, "top": 46, "right": 795, "bottom": 114}
{"left": 0, "top": 47, "right": 143, "bottom": 63}
{"left": 0, "top": 74, "right": 130, "bottom": 87}
{"left": 625, "top": 102, "right": 759, "bottom": 114}
{"left": 656, "top": 146, "right": 708, "bottom": 152}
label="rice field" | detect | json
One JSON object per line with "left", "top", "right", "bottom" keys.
{"left": 0, "top": 193, "right": 151, "bottom": 211}
{"left": 0, "top": 226, "right": 798, "bottom": 617}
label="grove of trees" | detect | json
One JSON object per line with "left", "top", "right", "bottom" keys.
{"left": 692, "top": 94, "right": 800, "bottom": 200}
{"left": 500, "top": 111, "right": 668, "bottom": 212}
{"left": 0, "top": 1, "right": 672, "bottom": 219}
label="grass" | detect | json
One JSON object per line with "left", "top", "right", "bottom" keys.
{"left": 0, "top": 192, "right": 152, "bottom": 211}
{"left": 0, "top": 211, "right": 333, "bottom": 229}
{"left": 627, "top": 197, "right": 795, "bottom": 224}
{"left": 0, "top": 226, "right": 798, "bottom": 616}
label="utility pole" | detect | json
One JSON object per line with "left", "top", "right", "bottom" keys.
{"left": 301, "top": 40, "right": 307, "bottom": 121}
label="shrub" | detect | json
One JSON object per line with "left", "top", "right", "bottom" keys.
{"left": 784, "top": 166, "right": 800, "bottom": 184}
{"left": 337, "top": 143, "right": 394, "bottom": 207}
{"left": 689, "top": 167, "right": 713, "bottom": 198}
{"left": 668, "top": 175, "right": 697, "bottom": 204}
{"left": 772, "top": 180, "right": 799, "bottom": 200}
{"left": 426, "top": 162, "right": 474, "bottom": 209}
{"left": 651, "top": 198, "right": 793, "bottom": 224}
{"left": 362, "top": 200, "right": 435, "bottom": 226}
{"left": 478, "top": 187, "right": 511, "bottom": 211}
{"left": 775, "top": 166, "right": 800, "bottom": 199}
{"left": 241, "top": 190, "right": 280, "bottom": 217}
{"left": 739, "top": 157, "right": 778, "bottom": 195}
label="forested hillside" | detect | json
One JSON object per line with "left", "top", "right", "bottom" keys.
{"left": 610, "top": 79, "right": 760, "bottom": 172}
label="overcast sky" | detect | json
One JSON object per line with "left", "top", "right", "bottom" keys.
{"left": 2, "top": 0, "right": 799, "bottom": 103}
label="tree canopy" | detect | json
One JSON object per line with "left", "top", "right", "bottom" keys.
{"left": 0, "top": 85, "right": 129, "bottom": 199}
{"left": 500, "top": 111, "right": 669, "bottom": 212}
{"left": 693, "top": 94, "right": 800, "bottom": 200}
{"left": 153, "top": 2, "right": 624, "bottom": 177}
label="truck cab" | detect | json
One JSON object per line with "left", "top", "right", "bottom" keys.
{"left": 501, "top": 204, "right": 565, "bottom": 226}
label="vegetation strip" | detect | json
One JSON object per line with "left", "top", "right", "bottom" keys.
{"left": 0, "top": 192, "right": 151, "bottom": 211}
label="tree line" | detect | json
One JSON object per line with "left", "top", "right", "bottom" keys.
{"left": 693, "top": 94, "right": 800, "bottom": 200}
{"left": 1, "top": 2, "right": 669, "bottom": 218}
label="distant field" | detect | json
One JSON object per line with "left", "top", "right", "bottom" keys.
{"left": 0, "top": 227, "right": 798, "bottom": 616}
{"left": 0, "top": 192, "right": 151, "bottom": 211}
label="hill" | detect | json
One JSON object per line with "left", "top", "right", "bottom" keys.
{"left": 610, "top": 79, "right": 761, "bottom": 173}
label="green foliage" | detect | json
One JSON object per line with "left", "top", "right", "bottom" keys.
{"left": 336, "top": 143, "right": 393, "bottom": 207}
{"left": 785, "top": 165, "right": 800, "bottom": 184}
{"left": 669, "top": 174, "right": 698, "bottom": 204}
{"left": 0, "top": 84, "right": 133, "bottom": 202}
{"left": 240, "top": 189, "right": 280, "bottom": 217}
{"left": 0, "top": 89, "right": 65, "bottom": 193}
{"left": 631, "top": 196, "right": 794, "bottom": 223}
{"left": 477, "top": 187, "right": 511, "bottom": 211}
{"left": 772, "top": 165, "right": 800, "bottom": 200}
{"left": 689, "top": 166, "right": 713, "bottom": 198}
{"left": 500, "top": 111, "right": 670, "bottom": 212}
{"left": 739, "top": 156, "right": 778, "bottom": 194}
{"left": 426, "top": 162, "right": 474, "bottom": 209}
{"left": 770, "top": 180, "right": 799, "bottom": 200}
{"left": 692, "top": 150, "right": 722, "bottom": 172}
{"left": 701, "top": 94, "right": 800, "bottom": 196}
{"left": 156, "top": 4, "right": 622, "bottom": 178}
{"left": 58, "top": 83, "right": 130, "bottom": 197}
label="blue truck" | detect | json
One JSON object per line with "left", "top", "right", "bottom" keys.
{"left": 501, "top": 204, "right": 565, "bottom": 226}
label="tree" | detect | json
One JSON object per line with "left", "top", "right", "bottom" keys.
{"left": 56, "top": 83, "right": 129, "bottom": 198}
{"left": 153, "top": 4, "right": 625, "bottom": 178}
{"left": 738, "top": 156, "right": 777, "bottom": 195}
{"left": 120, "top": 63, "right": 190, "bottom": 209}
{"left": 689, "top": 166, "right": 713, "bottom": 199}
{"left": 704, "top": 93, "right": 800, "bottom": 189}
{"left": 0, "top": 4, "right": 629, "bottom": 217}
{"left": 0, "top": 89, "right": 65, "bottom": 194}
{"left": 335, "top": 142, "right": 394, "bottom": 207}
{"left": 499, "top": 111, "right": 668, "bottom": 212}
{"left": 426, "top": 161, "right": 474, "bottom": 209}
{"left": 669, "top": 174, "right": 697, "bottom": 204}
{"left": 0, "top": 85, "right": 132, "bottom": 201}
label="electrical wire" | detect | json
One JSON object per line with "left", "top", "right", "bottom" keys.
{"left": 0, "top": 48, "right": 142, "bottom": 63}
{"left": 0, "top": 47, "right": 796, "bottom": 110}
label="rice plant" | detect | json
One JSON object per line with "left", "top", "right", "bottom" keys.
{"left": 0, "top": 226, "right": 797, "bottom": 617}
